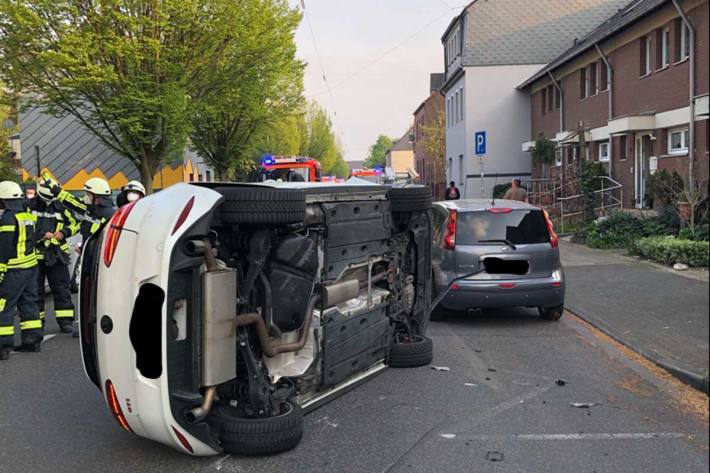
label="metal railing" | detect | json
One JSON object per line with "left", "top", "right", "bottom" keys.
{"left": 555, "top": 176, "right": 623, "bottom": 233}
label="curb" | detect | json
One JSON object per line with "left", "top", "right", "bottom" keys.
{"left": 566, "top": 306, "right": 710, "bottom": 394}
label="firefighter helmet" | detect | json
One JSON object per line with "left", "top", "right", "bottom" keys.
{"left": 83, "top": 177, "right": 111, "bottom": 196}
{"left": 0, "top": 181, "right": 23, "bottom": 200}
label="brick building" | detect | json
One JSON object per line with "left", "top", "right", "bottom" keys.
{"left": 519, "top": 0, "right": 709, "bottom": 209}
{"left": 413, "top": 73, "right": 446, "bottom": 200}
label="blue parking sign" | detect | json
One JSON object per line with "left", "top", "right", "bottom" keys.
{"left": 475, "top": 131, "right": 486, "bottom": 155}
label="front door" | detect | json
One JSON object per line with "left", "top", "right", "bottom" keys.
{"left": 634, "top": 134, "right": 650, "bottom": 208}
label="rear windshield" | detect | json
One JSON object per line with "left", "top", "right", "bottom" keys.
{"left": 456, "top": 209, "right": 550, "bottom": 245}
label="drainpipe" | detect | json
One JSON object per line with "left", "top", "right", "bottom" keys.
{"left": 548, "top": 72, "right": 564, "bottom": 133}
{"left": 595, "top": 43, "right": 613, "bottom": 178}
{"left": 671, "top": 0, "right": 695, "bottom": 191}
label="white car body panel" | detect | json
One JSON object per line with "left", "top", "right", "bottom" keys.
{"left": 88, "top": 183, "right": 223, "bottom": 456}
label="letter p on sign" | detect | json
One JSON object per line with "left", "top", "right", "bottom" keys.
{"left": 475, "top": 131, "right": 486, "bottom": 155}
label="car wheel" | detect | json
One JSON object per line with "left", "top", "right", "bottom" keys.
{"left": 211, "top": 400, "right": 303, "bottom": 456}
{"left": 388, "top": 186, "right": 432, "bottom": 213}
{"left": 388, "top": 335, "right": 433, "bottom": 368}
{"left": 538, "top": 305, "right": 564, "bottom": 321}
{"left": 216, "top": 187, "right": 306, "bottom": 226}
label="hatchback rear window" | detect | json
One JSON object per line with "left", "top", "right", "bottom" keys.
{"left": 456, "top": 209, "right": 550, "bottom": 245}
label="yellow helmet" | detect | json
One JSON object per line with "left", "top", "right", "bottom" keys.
{"left": 0, "top": 181, "right": 23, "bottom": 200}
{"left": 83, "top": 177, "right": 111, "bottom": 196}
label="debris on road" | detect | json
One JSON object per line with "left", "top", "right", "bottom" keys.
{"left": 555, "top": 379, "right": 568, "bottom": 386}
{"left": 431, "top": 366, "right": 450, "bottom": 371}
{"left": 439, "top": 434, "right": 456, "bottom": 439}
{"left": 474, "top": 349, "right": 482, "bottom": 353}
{"left": 487, "top": 368, "right": 497, "bottom": 372}
{"left": 673, "top": 263, "right": 689, "bottom": 271}
{"left": 570, "top": 402, "right": 600, "bottom": 408}
{"left": 485, "top": 451, "right": 504, "bottom": 462}
{"left": 464, "top": 382, "right": 478, "bottom": 387}
{"left": 512, "top": 380, "right": 531, "bottom": 386}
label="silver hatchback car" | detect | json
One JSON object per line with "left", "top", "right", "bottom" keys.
{"left": 431, "top": 199, "right": 565, "bottom": 320}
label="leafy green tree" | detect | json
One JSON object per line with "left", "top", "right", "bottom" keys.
{"left": 0, "top": 0, "right": 237, "bottom": 192}
{"left": 190, "top": 0, "right": 304, "bottom": 181}
{"left": 0, "top": 87, "right": 18, "bottom": 181}
{"left": 364, "top": 135, "right": 393, "bottom": 168}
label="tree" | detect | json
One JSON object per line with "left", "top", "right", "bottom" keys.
{"left": 420, "top": 111, "right": 446, "bottom": 188}
{"left": 0, "top": 86, "right": 18, "bottom": 181}
{"left": 190, "top": 0, "right": 304, "bottom": 181}
{"left": 0, "top": 0, "right": 236, "bottom": 192}
{"left": 364, "top": 135, "right": 393, "bottom": 168}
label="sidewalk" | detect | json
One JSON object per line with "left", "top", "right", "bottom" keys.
{"left": 559, "top": 239, "right": 710, "bottom": 393}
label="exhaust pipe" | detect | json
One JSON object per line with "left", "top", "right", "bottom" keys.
{"left": 185, "top": 386, "right": 216, "bottom": 424}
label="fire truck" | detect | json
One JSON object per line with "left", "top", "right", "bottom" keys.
{"left": 254, "top": 155, "right": 322, "bottom": 182}
{"left": 351, "top": 167, "right": 386, "bottom": 184}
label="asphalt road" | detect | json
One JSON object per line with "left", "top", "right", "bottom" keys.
{"left": 0, "top": 306, "right": 707, "bottom": 473}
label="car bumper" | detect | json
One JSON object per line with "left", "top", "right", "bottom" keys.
{"left": 441, "top": 277, "right": 565, "bottom": 310}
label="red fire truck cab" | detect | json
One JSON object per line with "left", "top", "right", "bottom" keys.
{"left": 256, "top": 155, "right": 322, "bottom": 182}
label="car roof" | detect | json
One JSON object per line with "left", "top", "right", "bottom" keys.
{"left": 434, "top": 199, "right": 540, "bottom": 212}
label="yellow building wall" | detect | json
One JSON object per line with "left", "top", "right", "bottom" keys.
{"left": 388, "top": 150, "right": 415, "bottom": 174}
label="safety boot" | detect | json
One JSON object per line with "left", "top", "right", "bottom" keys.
{"left": 58, "top": 320, "right": 73, "bottom": 334}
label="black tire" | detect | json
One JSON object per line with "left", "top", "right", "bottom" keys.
{"left": 538, "top": 305, "right": 564, "bottom": 321}
{"left": 388, "top": 335, "right": 433, "bottom": 368}
{"left": 388, "top": 186, "right": 432, "bottom": 213}
{"left": 216, "top": 187, "right": 306, "bottom": 226}
{"left": 213, "top": 401, "right": 303, "bottom": 456}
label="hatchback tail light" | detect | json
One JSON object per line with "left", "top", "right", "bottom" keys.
{"left": 443, "top": 209, "right": 457, "bottom": 250}
{"left": 105, "top": 379, "right": 133, "bottom": 433}
{"left": 487, "top": 207, "right": 513, "bottom": 214}
{"left": 172, "top": 196, "right": 195, "bottom": 235}
{"left": 103, "top": 201, "right": 137, "bottom": 267}
{"left": 542, "top": 209, "right": 558, "bottom": 248}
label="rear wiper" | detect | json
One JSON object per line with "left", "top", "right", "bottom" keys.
{"left": 477, "top": 239, "right": 517, "bottom": 250}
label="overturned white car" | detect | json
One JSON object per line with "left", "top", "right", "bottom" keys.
{"left": 79, "top": 181, "right": 433, "bottom": 455}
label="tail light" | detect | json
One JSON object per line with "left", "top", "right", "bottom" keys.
{"left": 172, "top": 196, "right": 195, "bottom": 235}
{"left": 498, "top": 282, "right": 516, "bottom": 289}
{"left": 103, "top": 201, "right": 137, "bottom": 267}
{"left": 542, "top": 209, "right": 558, "bottom": 248}
{"left": 487, "top": 207, "right": 513, "bottom": 214}
{"left": 443, "top": 209, "right": 457, "bottom": 250}
{"left": 105, "top": 380, "right": 133, "bottom": 433}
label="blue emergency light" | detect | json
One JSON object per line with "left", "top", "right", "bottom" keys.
{"left": 261, "top": 154, "right": 275, "bottom": 166}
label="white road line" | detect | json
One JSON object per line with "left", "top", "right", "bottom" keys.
{"left": 448, "top": 432, "right": 687, "bottom": 441}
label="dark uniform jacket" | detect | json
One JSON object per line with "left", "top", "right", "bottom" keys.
{"left": 58, "top": 191, "right": 116, "bottom": 241}
{"left": 28, "top": 198, "right": 79, "bottom": 262}
{"left": 0, "top": 201, "right": 38, "bottom": 273}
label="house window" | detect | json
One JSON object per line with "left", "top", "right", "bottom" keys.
{"left": 555, "top": 148, "right": 562, "bottom": 167}
{"left": 600, "top": 61, "right": 609, "bottom": 91}
{"left": 590, "top": 62, "right": 598, "bottom": 95}
{"left": 668, "top": 127, "right": 689, "bottom": 154}
{"left": 541, "top": 88, "right": 547, "bottom": 114}
{"left": 572, "top": 147, "right": 579, "bottom": 161}
{"left": 206, "top": 170, "right": 211, "bottom": 182}
{"left": 598, "top": 141, "right": 610, "bottom": 162}
{"left": 189, "top": 173, "right": 194, "bottom": 182}
{"left": 579, "top": 68, "right": 587, "bottom": 99}
{"left": 454, "top": 91, "right": 458, "bottom": 123}
{"left": 554, "top": 87, "right": 561, "bottom": 109}
{"left": 661, "top": 27, "right": 670, "bottom": 68}
{"left": 619, "top": 135, "right": 627, "bottom": 160}
{"left": 678, "top": 21, "right": 690, "bottom": 60}
{"left": 198, "top": 173, "right": 203, "bottom": 182}
{"left": 547, "top": 85, "right": 553, "bottom": 112}
{"left": 640, "top": 35, "right": 652, "bottom": 76}
{"left": 459, "top": 88, "right": 464, "bottom": 122}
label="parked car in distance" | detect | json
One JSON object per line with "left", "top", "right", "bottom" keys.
{"left": 79, "top": 181, "right": 433, "bottom": 456}
{"left": 431, "top": 199, "right": 564, "bottom": 320}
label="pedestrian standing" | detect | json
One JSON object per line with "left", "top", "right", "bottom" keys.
{"left": 0, "top": 181, "right": 43, "bottom": 360}
{"left": 116, "top": 180, "right": 146, "bottom": 207}
{"left": 32, "top": 181, "right": 80, "bottom": 333}
{"left": 503, "top": 179, "right": 529, "bottom": 203}
{"left": 445, "top": 181, "right": 461, "bottom": 200}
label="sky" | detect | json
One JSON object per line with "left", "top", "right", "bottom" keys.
{"left": 290, "top": 0, "right": 465, "bottom": 162}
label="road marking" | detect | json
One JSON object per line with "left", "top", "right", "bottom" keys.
{"left": 445, "top": 432, "right": 687, "bottom": 441}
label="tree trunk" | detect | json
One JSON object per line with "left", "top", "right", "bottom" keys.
{"left": 140, "top": 157, "right": 155, "bottom": 195}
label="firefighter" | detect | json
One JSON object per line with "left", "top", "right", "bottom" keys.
{"left": 41, "top": 175, "right": 115, "bottom": 243}
{"left": 32, "top": 181, "right": 79, "bottom": 333}
{"left": 0, "top": 181, "right": 43, "bottom": 360}
{"left": 116, "top": 180, "right": 146, "bottom": 207}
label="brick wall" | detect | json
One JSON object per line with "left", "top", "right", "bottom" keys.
{"left": 413, "top": 91, "right": 446, "bottom": 200}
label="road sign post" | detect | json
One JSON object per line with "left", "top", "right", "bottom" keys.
{"left": 474, "top": 131, "right": 486, "bottom": 197}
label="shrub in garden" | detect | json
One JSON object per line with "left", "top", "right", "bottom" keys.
{"left": 631, "top": 236, "right": 709, "bottom": 267}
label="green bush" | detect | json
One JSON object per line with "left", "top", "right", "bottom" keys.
{"left": 631, "top": 236, "right": 709, "bottom": 267}
{"left": 679, "top": 224, "right": 710, "bottom": 242}
{"left": 493, "top": 183, "right": 511, "bottom": 199}
{"left": 582, "top": 211, "right": 677, "bottom": 249}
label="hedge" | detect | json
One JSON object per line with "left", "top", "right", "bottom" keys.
{"left": 630, "top": 236, "right": 709, "bottom": 267}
